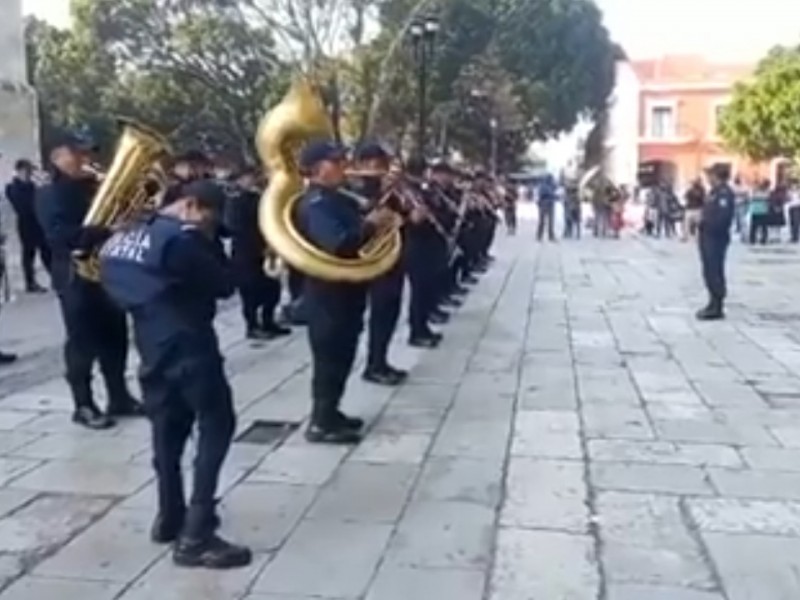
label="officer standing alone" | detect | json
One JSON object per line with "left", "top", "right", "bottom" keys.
{"left": 697, "top": 164, "right": 735, "bottom": 321}
{"left": 297, "top": 140, "right": 395, "bottom": 444}
{"left": 99, "top": 180, "right": 251, "bottom": 569}
{"left": 35, "top": 134, "right": 142, "bottom": 430}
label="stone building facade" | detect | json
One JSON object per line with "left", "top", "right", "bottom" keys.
{"left": 0, "top": 0, "right": 38, "bottom": 185}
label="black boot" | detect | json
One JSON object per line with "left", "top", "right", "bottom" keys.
{"left": 173, "top": 506, "right": 251, "bottom": 569}
{"left": 69, "top": 378, "right": 115, "bottom": 430}
{"left": 696, "top": 296, "right": 725, "bottom": 321}
{"left": 106, "top": 381, "right": 145, "bottom": 418}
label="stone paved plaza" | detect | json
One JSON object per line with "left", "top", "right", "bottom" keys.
{"left": 1, "top": 222, "right": 800, "bottom": 598}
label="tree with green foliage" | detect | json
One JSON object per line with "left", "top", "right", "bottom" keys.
{"left": 27, "top": 0, "right": 287, "bottom": 161}
{"left": 720, "top": 46, "right": 800, "bottom": 161}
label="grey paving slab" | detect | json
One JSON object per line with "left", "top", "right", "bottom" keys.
{"left": 702, "top": 533, "right": 800, "bottom": 600}
{"left": 488, "top": 529, "right": 599, "bottom": 600}
{"left": 500, "top": 458, "right": 589, "bottom": 533}
{"left": 0, "top": 577, "right": 123, "bottom": 600}
{"left": 597, "top": 492, "right": 715, "bottom": 589}
{"left": 306, "top": 462, "right": 417, "bottom": 523}
{"left": 252, "top": 520, "right": 393, "bottom": 597}
{"left": 589, "top": 439, "right": 743, "bottom": 468}
{"left": 383, "top": 500, "right": 495, "bottom": 569}
{"left": 365, "top": 565, "right": 485, "bottom": 600}
{"left": 592, "top": 462, "right": 716, "bottom": 496}
{"left": 607, "top": 584, "right": 725, "bottom": 600}
{"left": 33, "top": 507, "right": 164, "bottom": 582}
{"left": 510, "top": 410, "right": 582, "bottom": 459}
{"left": 412, "top": 456, "right": 503, "bottom": 508}
{"left": 688, "top": 497, "right": 800, "bottom": 536}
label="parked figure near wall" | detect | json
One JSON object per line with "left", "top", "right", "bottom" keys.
{"left": 5, "top": 159, "right": 51, "bottom": 292}
{"left": 768, "top": 182, "right": 788, "bottom": 243}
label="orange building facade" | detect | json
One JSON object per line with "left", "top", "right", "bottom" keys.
{"left": 605, "top": 55, "right": 784, "bottom": 190}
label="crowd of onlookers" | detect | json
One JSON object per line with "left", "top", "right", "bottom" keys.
{"left": 638, "top": 176, "right": 800, "bottom": 244}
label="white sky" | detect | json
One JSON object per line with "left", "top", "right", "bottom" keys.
{"left": 22, "top": 0, "right": 800, "bottom": 62}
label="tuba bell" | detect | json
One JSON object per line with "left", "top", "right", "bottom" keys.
{"left": 254, "top": 78, "right": 402, "bottom": 283}
{"left": 75, "top": 120, "right": 170, "bottom": 281}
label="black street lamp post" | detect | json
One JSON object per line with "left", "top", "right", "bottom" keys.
{"left": 410, "top": 16, "right": 439, "bottom": 155}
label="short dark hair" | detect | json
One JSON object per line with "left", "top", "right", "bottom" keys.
{"left": 14, "top": 159, "right": 33, "bottom": 171}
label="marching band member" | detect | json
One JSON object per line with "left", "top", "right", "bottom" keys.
{"left": 35, "top": 133, "right": 142, "bottom": 430}
{"left": 99, "top": 179, "right": 252, "bottom": 569}
{"left": 226, "top": 166, "right": 290, "bottom": 340}
{"left": 351, "top": 142, "right": 408, "bottom": 386}
{"left": 404, "top": 155, "right": 444, "bottom": 348}
{"left": 296, "top": 139, "right": 395, "bottom": 444}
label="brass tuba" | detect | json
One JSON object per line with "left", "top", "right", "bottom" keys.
{"left": 255, "top": 79, "right": 402, "bottom": 283}
{"left": 75, "top": 120, "right": 171, "bottom": 281}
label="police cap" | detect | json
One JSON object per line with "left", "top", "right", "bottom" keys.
{"left": 48, "top": 131, "right": 98, "bottom": 155}
{"left": 299, "top": 139, "right": 346, "bottom": 171}
{"left": 353, "top": 141, "right": 390, "bottom": 162}
{"left": 181, "top": 180, "right": 227, "bottom": 214}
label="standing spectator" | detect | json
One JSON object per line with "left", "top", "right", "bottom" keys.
{"left": 683, "top": 178, "right": 706, "bottom": 241}
{"left": 749, "top": 180, "right": 771, "bottom": 245}
{"left": 607, "top": 184, "right": 623, "bottom": 239}
{"left": 502, "top": 179, "right": 518, "bottom": 235}
{"left": 787, "top": 179, "right": 800, "bottom": 243}
{"left": 4, "top": 159, "right": 51, "bottom": 292}
{"left": 768, "top": 182, "right": 788, "bottom": 243}
{"left": 733, "top": 176, "right": 749, "bottom": 235}
{"left": 655, "top": 180, "right": 676, "bottom": 238}
{"left": 563, "top": 182, "right": 582, "bottom": 239}
{"left": 536, "top": 174, "right": 557, "bottom": 242}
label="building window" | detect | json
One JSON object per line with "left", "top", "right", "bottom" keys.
{"left": 650, "top": 105, "right": 676, "bottom": 138}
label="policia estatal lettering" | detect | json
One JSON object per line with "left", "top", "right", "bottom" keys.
{"left": 296, "top": 140, "right": 396, "bottom": 444}
{"left": 99, "top": 180, "right": 251, "bottom": 569}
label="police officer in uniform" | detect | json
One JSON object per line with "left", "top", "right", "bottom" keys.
{"left": 225, "top": 167, "right": 290, "bottom": 340}
{"left": 697, "top": 163, "right": 735, "bottom": 321}
{"left": 99, "top": 180, "right": 251, "bottom": 569}
{"left": 350, "top": 142, "right": 407, "bottom": 386}
{"left": 35, "top": 133, "right": 142, "bottom": 430}
{"left": 5, "top": 159, "right": 51, "bottom": 292}
{"left": 297, "top": 140, "right": 396, "bottom": 444}
{"left": 404, "top": 155, "right": 443, "bottom": 348}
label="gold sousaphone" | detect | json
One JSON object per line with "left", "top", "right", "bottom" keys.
{"left": 254, "top": 79, "right": 402, "bottom": 283}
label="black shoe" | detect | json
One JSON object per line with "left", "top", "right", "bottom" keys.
{"left": 305, "top": 423, "right": 362, "bottom": 444}
{"left": 25, "top": 282, "right": 47, "bottom": 294}
{"left": 247, "top": 328, "right": 272, "bottom": 341}
{"left": 362, "top": 367, "right": 405, "bottom": 386}
{"left": 0, "top": 351, "right": 17, "bottom": 365}
{"left": 696, "top": 305, "right": 725, "bottom": 321}
{"left": 262, "top": 323, "right": 291, "bottom": 337}
{"left": 152, "top": 512, "right": 222, "bottom": 544}
{"left": 452, "top": 285, "right": 469, "bottom": 296}
{"left": 173, "top": 534, "right": 252, "bottom": 569}
{"left": 335, "top": 411, "right": 364, "bottom": 431}
{"left": 462, "top": 275, "right": 479, "bottom": 285}
{"left": 409, "top": 335, "right": 440, "bottom": 348}
{"left": 442, "top": 296, "right": 463, "bottom": 308}
{"left": 72, "top": 405, "right": 115, "bottom": 430}
{"left": 386, "top": 365, "right": 409, "bottom": 380}
{"left": 430, "top": 312, "right": 450, "bottom": 325}
{"left": 107, "top": 396, "right": 145, "bottom": 418}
